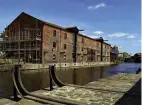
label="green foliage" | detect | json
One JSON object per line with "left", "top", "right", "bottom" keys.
{"left": 0, "top": 62, "right": 11, "bottom": 65}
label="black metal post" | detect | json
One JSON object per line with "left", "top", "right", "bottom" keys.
{"left": 13, "top": 84, "right": 18, "bottom": 101}
{"left": 101, "top": 40, "right": 103, "bottom": 62}
{"left": 73, "top": 33, "right": 77, "bottom": 63}
{"left": 12, "top": 65, "right": 20, "bottom": 101}
{"left": 49, "top": 65, "right": 53, "bottom": 91}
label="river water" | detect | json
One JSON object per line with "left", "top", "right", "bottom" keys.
{"left": 0, "top": 63, "right": 140, "bottom": 98}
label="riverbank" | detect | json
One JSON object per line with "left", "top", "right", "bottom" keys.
{"left": 0, "top": 73, "right": 140, "bottom": 105}
{"left": 0, "top": 62, "right": 115, "bottom": 71}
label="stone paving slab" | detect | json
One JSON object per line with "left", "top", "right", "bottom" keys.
{"left": 101, "top": 73, "right": 141, "bottom": 82}
{"left": 0, "top": 98, "right": 16, "bottom": 105}
{"left": 41, "top": 86, "right": 124, "bottom": 105}
{"left": 85, "top": 74, "right": 141, "bottom": 92}
{"left": 0, "top": 99, "right": 44, "bottom": 105}
{"left": 37, "top": 73, "right": 140, "bottom": 105}
{"left": 14, "top": 99, "right": 42, "bottom": 105}
{"left": 85, "top": 80, "right": 133, "bottom": 92}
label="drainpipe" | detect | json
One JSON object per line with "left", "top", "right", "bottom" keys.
{"left": 73, "top": 32, "right": 78, "bottom": 63}
{"left": 100, "top": 38, "right": 103, "bottom": 62}
{"left": 73, "top": 29, "right": 83, "bottom": 63}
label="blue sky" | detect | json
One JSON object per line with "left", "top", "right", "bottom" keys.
{"left": 0, "top": 0, "right": 141, "bottom": 55}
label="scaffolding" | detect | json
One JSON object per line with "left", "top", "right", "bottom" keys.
{"left": 0, "top": 27, "right": 42, "bottom": 63}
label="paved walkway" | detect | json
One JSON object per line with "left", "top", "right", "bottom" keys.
{"left": 38, "top": 73, "right": 141, "bottom": 105}
{"left": 0, "top": 73, "right": 141, "bottom": 105}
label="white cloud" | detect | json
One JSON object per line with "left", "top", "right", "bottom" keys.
{"left": 138, "top": 40, "right": 141, "bottom": 42}
{"left": 119, "top": 46, "right": 122, "bottom": 49}
{"left": 127, "top": 35, "right": 136, "bottom": 39}
{"left": 93, "top": 36, "right": 100, "bottom": 38}
{"left": 108, "top": 32, "right": 129, "bottom": 37}
{"left": 93, "top": 31, "right": 104, "bottom": 35}
{"left": 87, "top": 35, "right": 100, "bottom": 39}
{"left": 88, "top": 3, "right": 106, "bottom": 10}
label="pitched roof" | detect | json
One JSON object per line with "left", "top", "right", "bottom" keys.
{"left": 7, "top": 12, "right": 66, "bottom": 30}
{"left": 5, "top": 12, "right": 111, "bottom": 46}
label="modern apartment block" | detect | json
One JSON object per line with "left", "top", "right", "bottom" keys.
{"left": 0, "top": 12, "right": 111, "bottom": 63}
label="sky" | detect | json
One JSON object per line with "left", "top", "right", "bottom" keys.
{"left": 0, "top": 0, "right": 141, "bottom": 55}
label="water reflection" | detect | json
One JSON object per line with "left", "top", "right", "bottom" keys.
{"left": 0, "top": 63, "right": 140, "bottom": 98}
{"left": 107, "top": 63, "right": 141, "bottom": 75}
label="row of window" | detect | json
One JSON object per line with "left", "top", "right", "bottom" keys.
{"left": 52, "top": 54, "right": 110, "bottom": 61}
{"left": 53, "top": 31, "right": 109, "bottom": 49}
{"left": 53, "top": 42, "right": 67, "bottom": 49}
{"left": 53, "top": 42, "right": 110, "bottom": 53}
{"left": 53, "top": 30, "right": 67, "bottom": 39}
{"left": 53, "top": 54, "right": 66, "bottom": 60}
{"left": 103, "top": 45, "right": 110, "bottom": 49}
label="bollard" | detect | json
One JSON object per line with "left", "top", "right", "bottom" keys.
{"left": 49, "top": 65, "right": 53, "bottom": 91}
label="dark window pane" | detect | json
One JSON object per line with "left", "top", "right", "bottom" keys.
{"left": 53, "top": 42, "right": 56, "bottom": 48}
{"left": 53, "top": 54, "right": 56, "bottom": 60}
{"left": 64, "top": 33, "right": 67, "bottom": 39}
{"left": 82, "top": 38, "right": 84, "bottom": 43}
{"left": 63, "top": 55, "right": 66, "bottom": 60}
{"left": 82, "top": 47, "right": 84, "bottom": 51}
{"left": 64, "top": 44, "right": 66, "bottom": 49}
{"left": 53, "top": 30, "right": 56, "bottom": 37}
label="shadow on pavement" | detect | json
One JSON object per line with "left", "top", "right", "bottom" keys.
{"left": 114, "top": 78, "right": 141, "bottom": 105}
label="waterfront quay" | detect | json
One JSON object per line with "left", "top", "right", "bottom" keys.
{"left": 0, "top": 62, "right": 114, "bottom": 71}
{"left": 0, "top": 73, "right": 140, "bottom": 105}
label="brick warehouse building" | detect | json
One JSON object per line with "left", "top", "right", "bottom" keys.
{"left": 0, "top": 12, "right": 111, "bottom": 63}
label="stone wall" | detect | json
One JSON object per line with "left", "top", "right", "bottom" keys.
{"left": 21, "top": 62, "right": 114, "bottom": 70}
